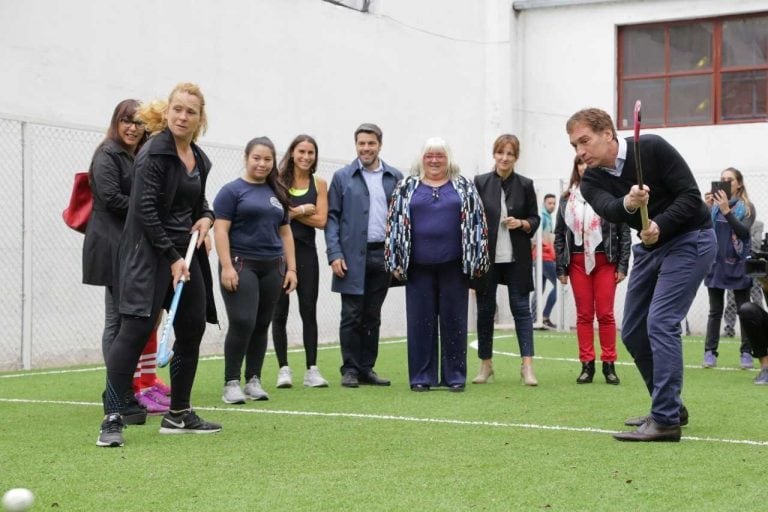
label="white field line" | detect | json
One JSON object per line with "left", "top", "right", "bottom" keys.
{"left": 0, "top": 397, "right": 766, "bottom": 446}
{"left": 0, "top": 334, "right": 753, "bottom": 379}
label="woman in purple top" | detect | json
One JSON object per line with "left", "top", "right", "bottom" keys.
{"left": 385, "top": 137, "right": 489, "bottom": 392}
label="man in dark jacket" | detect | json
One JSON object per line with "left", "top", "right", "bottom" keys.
{"left": 566, "top": 107, "right": 716, "bottom": 442}
{"left": 325, "top": 123, "right": 403, "bottom": 388}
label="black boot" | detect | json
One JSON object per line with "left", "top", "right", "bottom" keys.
{"left": 603, "top": 361, "right": 620, "bottom": 385}
{"left": 576, "top": 361, "right": 595, "bottom": 384}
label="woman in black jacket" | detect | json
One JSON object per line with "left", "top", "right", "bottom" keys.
{"left": 554, "top": 156, "right": 631, "bottom": 384}
{"left": 472, "top": 134, "right": 540, "bottom": 385}
{"left": 83, "top": 98, "right": 173, "bottom": 418}
{"left": 83, "top": 99, "right": 148, "bottom": 360}
{"left": 97, "top": 83, "right": 220, "bottom": 447}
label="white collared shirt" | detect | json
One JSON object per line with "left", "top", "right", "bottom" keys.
{"left": 600, "top": 137, "right": 627, "bottom": 177}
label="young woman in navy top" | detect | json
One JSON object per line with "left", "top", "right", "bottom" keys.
{"left": 215, "top": 137, "right": 297, "bottom": 404}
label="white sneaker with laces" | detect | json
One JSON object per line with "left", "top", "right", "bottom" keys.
{"left": 222, "top": 380, "right": 246, "bottom": 404}
{"left": 244, "top": 376, "right": 270, "bottom": 400}
{"left": 276, "top": 366, "right": 293, "bottom": 388}
{"left": 303, "top": 366, "right": 329, "bottom": 388}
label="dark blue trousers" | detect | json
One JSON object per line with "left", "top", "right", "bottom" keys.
{"left": 622, "top": 228, "right": 716, "bottom": 425}
{"left": 406, "top": 260, "right": 469, "bottom": 387}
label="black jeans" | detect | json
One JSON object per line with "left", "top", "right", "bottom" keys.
{"left": 705, "top": 287, "right": 751, "bottom": 356}
{"left": 221, "top": 257, "right": 284, "bottom": 383}
{"left": 105, "top": 256, "right": 206, "bottom": 414}
{"left": 272, "top": 242, "right": 319, "bottom": 368}
{"left": 339, "top": 247, "right": 391, "bottom": 376}
{"left": 739, "top": 302, "right": 768, "bottom": 359}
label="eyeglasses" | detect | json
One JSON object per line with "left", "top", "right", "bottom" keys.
{"left": 432, "top": 187, "right": 440, "bottom": 201}
{"left": 120, "top": 117, "right": 145, "bottom": 127}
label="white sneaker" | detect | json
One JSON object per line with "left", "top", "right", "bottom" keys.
{"left": 303, "top": 366, "right": 329, "bottom": 388}
{"left": 243, "top": 376, "right": 270, "bottom": 401}
{"left": 276, "top": 366, "right": 293, "bottom": 388}
{"left": 222, "top": 380, "right": 246, "bottom": 404}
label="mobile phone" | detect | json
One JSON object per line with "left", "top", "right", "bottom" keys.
{"left": 711, "top": 181, "right": 731, "bottom": 200}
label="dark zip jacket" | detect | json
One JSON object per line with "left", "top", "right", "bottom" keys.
{"left": 116, "top": 127, "right": 217, "bottom": 323}
{"left": 554, "top": 192, "right": 631, "bottom": 278}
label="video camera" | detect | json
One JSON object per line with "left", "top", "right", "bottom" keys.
{"left": 746, "top": 233, "right": 768, "bottom": 277}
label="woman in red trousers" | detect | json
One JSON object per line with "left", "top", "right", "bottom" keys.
{"left": 554, "top": 157, "right": 631, "bottom": 384}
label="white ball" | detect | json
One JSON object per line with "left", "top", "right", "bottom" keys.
{"left": 2, "top": 488, "right": 35, "bottom": 512}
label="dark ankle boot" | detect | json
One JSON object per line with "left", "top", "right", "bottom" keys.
{"left": 603, "top": 361, "right": 620, "bottom": 385}
{"left": 576, "top": 361, "right": 595, "bottom": 384}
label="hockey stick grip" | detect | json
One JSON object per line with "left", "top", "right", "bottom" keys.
{"left": 157, "top": 230, "right": 200, "bottom": 367}
{"left": 633, "top": 100, "right": 650, "bottom": 232}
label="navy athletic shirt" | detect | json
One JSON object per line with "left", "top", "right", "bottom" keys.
{"left": 213, "top": 178, "right": 288, "bottom": 259}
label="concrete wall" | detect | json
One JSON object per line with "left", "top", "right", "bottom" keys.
{"left": 0, "top": 0, "right": 507, "bottom": 173}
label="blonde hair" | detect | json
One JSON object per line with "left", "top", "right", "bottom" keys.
{"left": 137, "top": 82, "right": 208, "bottom": 142}
{"left": 722, "top": 167, "right": 753, "bottom": 217}
{"left": 411, "top": 137, "right": 461, "bottom": 179}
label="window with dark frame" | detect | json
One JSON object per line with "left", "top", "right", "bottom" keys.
{"left": 617, "top": 12, "right": 768, "bottom": 129}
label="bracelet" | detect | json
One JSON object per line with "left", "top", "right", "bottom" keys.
{"left": 300, "top": 205, "right": 306, "bottom": 215}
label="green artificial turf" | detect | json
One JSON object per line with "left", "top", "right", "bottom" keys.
{"left": 1, "top": 331, "right": 765, "bottom": 511}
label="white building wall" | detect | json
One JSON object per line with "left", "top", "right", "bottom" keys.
{"left": 0, "top": 0, "right": 517, "bottom": 368}
{"left": 0, "top": 0, "right": 506, "bottom": 171}
{"left": 514, "top": 0, "right": 768, "bottom": 179}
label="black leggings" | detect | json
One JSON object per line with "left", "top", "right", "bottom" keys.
{"left": 272, "top": 242, "right": 319, "bottom": 368}
{"left": 222, "top": 257, "right": 284, "bottom": 383}
{"left": 105, "top": 257, "right": 207, "bottom": 414}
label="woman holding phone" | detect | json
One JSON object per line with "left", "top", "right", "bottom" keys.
{"left": 702, "top": 167, "right": 755, "bottom": 369}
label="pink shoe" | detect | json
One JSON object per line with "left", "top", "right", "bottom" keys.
{"left": 143, "top": 388, "right": 171, "bottom": 407}
{"left": 135, "top": 392, "right": 169, "bottom": 415}
{"left": 152, "top": 381, "right": 171, "bottom": 396}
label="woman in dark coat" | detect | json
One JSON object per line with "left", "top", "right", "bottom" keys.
{"left": 472, "top": 134, "right": 540, "bottom": 385}
{"left": 97, "top": 83, "right": 219, "bottom": 447}
{"left": 83, "top": 99, "right": 148, "bottom": 360}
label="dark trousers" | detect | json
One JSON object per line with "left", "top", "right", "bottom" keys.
{"left": 475, "top": 263, "right": 534, "bottom": 359}
{"left": 339, "top": 247, "right": 390, "bottom": 375}
{"left": 272, "top": 242, "right": 319, "bottom": 368}
{"left": 738, "top": 302, "right": 768, "bottom": 359}
{"left": 705, "top": 287, "right": 751, "bottom": 356}
{"left": 102, "top": 286, "right": 121, "bottom": 362}
{"left": 622, "top": 229, "right": 716, "bottom": 425}
{"left": 406, "top": 261, "right": 468, "bottom": 387}
{"left": 530, "top": 260, "right": 557, "bottom": 319}
{"left": 105, "top": 257, "right": 206, "bottom": 414}
{"left": 221, "top": 258, "right": 283, "bottom": 383}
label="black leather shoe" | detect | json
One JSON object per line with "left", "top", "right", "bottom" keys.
{"left": 341, "top": 372, "right": 359, "bottom": 388}
{"left": 359, "top": 371, "right": 391, "bottom": 386}
{"left": 624, "top": 405, "right": 689, "bottom": 427}
{"left": 410, "top": 384, "right": 430, "bottom": 392}
{"left": 448, "top": 384, "right": 465, "bottom": 393}
{"left": 613, "top": 418, "right": 681, "bottom": 442}
{"left": 602, "top": 362, "right": 620, "bottom": 385}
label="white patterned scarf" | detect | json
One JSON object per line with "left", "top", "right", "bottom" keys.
{"left": 564, "top": 185, "right": 603, "bottom": 274}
